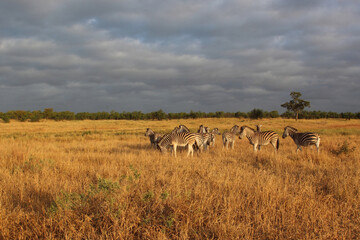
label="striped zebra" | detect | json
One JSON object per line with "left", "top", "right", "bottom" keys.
{"left": 197, "top": 125, "right": 210, "bottom": 134}
{"left": 197, "top": 125, "right": 205, "bottom": 134}
{"left": 239, "top": 126, "right": 279, "bottom": 153}
{"left": 157, "top": 131, "right": 198, "bottom": 157}
{"left": 222, "top": 125, "right": 240, "bottom": 149}
{"left": 177, "top": 124, "right": 190, "bottom": 133}
{"left": 210, "top": 128, "right": 220, "bottom": 147}
{"left": 194, "top": 132, "right": 214, "bottom": 152}
{"left": 145, "top": 128, "right": 163, "bottom": 148}
{"left": 282, "top": 126, "right": 320, "bottom": 153}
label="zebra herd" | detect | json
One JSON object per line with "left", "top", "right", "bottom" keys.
{"left": 145, "top": 124, "right": 321, "bottom": 157}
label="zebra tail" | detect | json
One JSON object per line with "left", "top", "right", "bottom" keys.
{"left": 276, "top": 138, "right": 280, "bottom": 150}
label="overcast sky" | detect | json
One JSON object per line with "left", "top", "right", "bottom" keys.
{"left": 1, "top": 0, "right": 359, "bottom": 113}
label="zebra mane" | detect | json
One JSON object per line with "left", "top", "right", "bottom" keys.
{"left": 179, "top": 124, "right": 190, "bottom": 132}
{"left": 285, "top": 126, "right": 298, "bottom": 132}
{"left": 158, "top": 132, "right": 171, "bottom": 146}
{"left": 240, "top": 125, "right": 256, "bottom": 132}
{"left": 172, "top": 127, "right": 179, "bottom": 133}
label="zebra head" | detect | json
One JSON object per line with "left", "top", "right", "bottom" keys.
{"left": 157, "top": 144, "right": 167, "bottom": 154}
{"left": 157, "top": 133, "right": 171, "bottom": 154}
{"left": 212, "top": 128, "right": 221, "bottom": 135}
{"left": 230, "top": 125, "right": 240, "bottom": 134}
{"left": 178, "top": 124, "right": 190, "bottom": 133}
{"left": 197, "top": 125, "right": 204, "bottom": 133}
{"left": 145, "top": 128, "right": 154, "bottom": 136}
{"left": 282, "top": 126, "right": 297, "bottom": 139}
{"left": 239, "top": 126, "right": 255, "bottom": 139}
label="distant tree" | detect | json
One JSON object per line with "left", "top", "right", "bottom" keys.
{"left": 235, "top": 111, "right": 248, "bottom": 118}
{"left": 248, "top": 109, "right": 264, "bottom": 119}
{"left": 341, "top": 112, "right": 354, "bottom": 120}
{"left": 281, "top": 92, "right": 310, "bottom": 121}
{"left": 43, "top": 108, "right": 54, "bottom": 119}
{"left": 268, "top": 110, "right": 280, "bottom": 118}
{"left": 30, "top": 110, "right": 43, "bottom": 122}
{"left": 0, "top": 112, "right": 10, "bottom": 123}
{"left": 215, "top": 111, "right": 224, "bottom": 118}
{"left": 150, "top": 109, "right": 167, "bottom": 120}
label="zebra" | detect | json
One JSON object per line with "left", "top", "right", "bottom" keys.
{"left": 239, "top": 126, "right": 279, "bottom": 153}
{"left": 193, "top": 132, "right": 214, "bottom": 152}
{"left": 157, "top": 131, "right": 198, "bottom": 157}
{"left": 255, "top": 125, "right": 262, "bottom": 132}
{"left": 197, "top": 125, "right": 205, "bottom": 133}
{"left": 198, "top": 125, "right": 211, "bottom": 134}
{"left": 210, "top": 128, "right": 221, "bottom": 147}
{"left": 177, "top": 124, "right": 190, "bottom": 133}
{"left": 282, "top": 126, "right": 320, "bottom": 153}
{"left": 222, "top": 125, "right": 240, "bottom": 149}
{"left": 145, "top": 128, "right": 162, "bottom": 148}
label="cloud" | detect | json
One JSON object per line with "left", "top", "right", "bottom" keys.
{"left": 0, "top": 0, "right": 359, "bottom": 113}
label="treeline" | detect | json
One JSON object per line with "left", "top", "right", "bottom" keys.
{"left": 0, "top": 108, "right": 359, "bottom": 122}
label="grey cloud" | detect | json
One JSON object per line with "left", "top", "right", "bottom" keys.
{"left": 0, "top": 0, "right": 360, "bottom": 113}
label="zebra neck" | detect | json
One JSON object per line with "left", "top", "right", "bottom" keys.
{"left": 246, "top": 135, "right": 254, "bottom": 144}
{"left": 289, "top": 131, "right": 296, "bottom": 139}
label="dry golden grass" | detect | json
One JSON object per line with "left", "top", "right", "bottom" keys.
{"left": 0, "top": 118, "right": 359, "bottom": 239}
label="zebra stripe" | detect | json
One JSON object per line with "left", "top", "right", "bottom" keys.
{"left": 194, "top": 132, "right": 214, "bottom": 151}
{"left": 177, "top": 124, "right": 190, "bottom": 133}
{"left": 210, "top": 128, "right": 220, "bottom": 147}
{"left": 145, "top": 128, "right": 162, "bottom": 148}
{"left": 222, "top": 125, "right": 240, "bottom": 149}
{"left": 282, "top": 126, "right": 320, "bottom": 153}
{"left": 239, "top": 126, "right": 279, "bottom": 152}
{"left": 157, "top": 131, "right": 197, "bottom": 157}
{"left": 197, "top": 125, "right": 205, "bottom": 133}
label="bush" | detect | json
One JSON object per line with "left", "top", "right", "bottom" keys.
{"left": 248, "top": 109, "right": 264, "bottom": 119}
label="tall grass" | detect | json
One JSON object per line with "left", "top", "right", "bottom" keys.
{"left": 0, "top": 119, "right": 359, "bottom": 239}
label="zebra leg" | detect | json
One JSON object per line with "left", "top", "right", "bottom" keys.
{"left": 190, "top": 144, "right": 194, "bottom": 157}
{"left": 253, "top": 144, "right": 258, "bottom": 152}
{"left": 203, "top": 143, "right": 208, "bottom": 151}
{"left": 258, "top": 145, "right": 261, "bottom": 151}
{"left": 270, "top": 141, "right": 277, "bottom": 153}
{"left": 173, "top": 144, "right": 177, "bottom": 157}
{"left": 296, "top": 145, "right": 302, "bottom": 153}
{"left": 231, "top": 141, "right": 234, "bottom": 149}
{"left": 316, "top": 138, "right": 320, "bottom": 153}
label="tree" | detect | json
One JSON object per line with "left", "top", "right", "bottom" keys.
{"left": 248, "top": 108, "right": 264, "bottom": 119}
{"left": 281, "top": 92, "right": 310, "bottom": 121}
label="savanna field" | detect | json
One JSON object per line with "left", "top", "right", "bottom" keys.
{"left": 0, "top": 118, "right": 359, "bottom": 239}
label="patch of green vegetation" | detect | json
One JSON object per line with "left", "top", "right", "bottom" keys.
{"left": 48, "top": 177, "right": 121, "bottom": 217}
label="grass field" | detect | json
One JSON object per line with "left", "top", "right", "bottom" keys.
{"left": 0, "top": 118, "right": 359, "bottom": 239}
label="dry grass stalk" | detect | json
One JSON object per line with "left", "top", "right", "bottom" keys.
{"left": 0, "top": 118, "right": 359, "bottom": 239}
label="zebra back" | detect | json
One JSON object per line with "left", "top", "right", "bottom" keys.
{"left": 240, "top": 125, "right": 279, "bottom": 151}
{"left": 158, "top": 131, "right": 196, "bottom": 149}
{"left": 283, "top": 126, "right": 320, "bottom": 148}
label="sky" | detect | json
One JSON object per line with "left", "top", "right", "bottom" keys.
{"left": 1, "top": 0, "right": 359, "bottom": 113}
